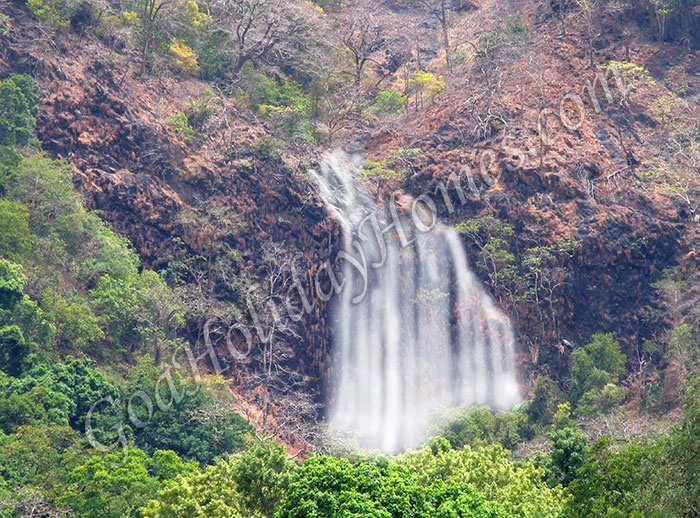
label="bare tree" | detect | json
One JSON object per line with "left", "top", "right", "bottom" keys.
{"left": 575, "top": 0, "right": 599, "bottom": 67}
{"left": 417, "top": 0, "right": 453, "bottom": 71}
{"left": 10, "top": 490, "right": 74, "bottom": 518}
{"left": 235, "top": 243, "right": 321, "bottom": 447}
{"left": 335, "top": 0, "right": 394, "bottom": 86}
{"left": 204, "top": 0, "right": 323, "bottom": 79}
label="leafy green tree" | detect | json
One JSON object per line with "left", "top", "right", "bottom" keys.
{"left": 90, "top": 274, "right": 145, "bottom": 355}
{"left": 428, "top": 406, "right": 529, "bottom": 451}
{"left": 0, "top": 324, "right": 28, "bottom": 376}
{"left": 60, "top": 447, "right": 188, "bottom": 518}
{"left": 278, "top": 455, "right": 511, "bottom": 518}
{"left": 661, "top": 376, "right": 700, "bottom": 515}
{"left": 0, "top": 259, "right": 26, "bottom": 312}
{"left": 2, "top": 152, "right": 139, "bottom": 290}
{"left": 524, "top": 376, "right": 566, "bottom": 427}
{"left": 563, "top": 378, "right": 700, "bottom": 517}
{"left": 667, "top": 323, "right": 699, "bottom": 374}
{"left": 0, "top": 199, "right": 32, "bottom": 263}
{"left": 0, "top": 425, "right": 86, "bottom": 500}
{"left": 24, "top": 355, "right": 120, "bottom": 431}
{"left": 456, "top": 216, "right": 517, "bottom": 299}
{"left": 0, "top": 74, "right": 39, "bottom": 148}
{"left": 0, "top": 356, "right": 120, "bottom": 435}
{"left": 0, "top": 379, "right": 73, "bottom": 433}
{"left": 231, "top": 440, "right": 294, "bottom": 517}
{"left": 0, "top": 260, "right": 56, "bottom": 363}
{"left": 277, "top": 456, "right": 426, "bottom": 518}
{"left": 570, "top": 333, "right": 627, "bottom": 405}
{"left": 430, "top": 481, "right": 510, "bottom": 518}
{"left": 129, "top": 0, "right": 209, "bottom": 75}
{"left": 124, "top": 357, "right": 253, "bottom": 465}
{"left": 406, "top": 70, "right": 446, "bottom": 110}
{"left": 142, "top": 458, "right": 248, "bottom": 518}
{"left": 399, "top": 444, "right": 565, "bottom": 518}
{"left": 542, "top": 427, "right": 588, "bottom": 487}
{"left": 372, "top": 89, "right": 406, "bottom": 115}
{"left": 148, "top": 449, "right": 200, "bottom": 481}
{"left": 42, "top": 290, "right": 104, "bottom": 351}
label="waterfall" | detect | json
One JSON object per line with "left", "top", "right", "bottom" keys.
{"left": 312, "top": 149, "right": 521, "bottom": 453}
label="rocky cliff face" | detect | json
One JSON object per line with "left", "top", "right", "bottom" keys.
{"left": 364, "top": 0, "right": 700, "bottom": 388}
{"left": 0, "top": 6, "right": 341, "bottom": 392}
{"left": 2, "top": 0, "right": 699, "bottom": 404}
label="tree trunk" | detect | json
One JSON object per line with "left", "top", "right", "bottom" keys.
{"left": 440, "top": 0, "right": 451, "bottom": 72}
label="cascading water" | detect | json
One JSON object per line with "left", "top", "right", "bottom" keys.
{"left": 313, "top": 149, "right": 521, "bottom": 453}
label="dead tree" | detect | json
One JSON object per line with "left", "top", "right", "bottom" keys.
{"left": 235, "top": 243, "right": 320, "bottom": 446}
{"left": 335, "top": 0, "right": 394, "bottom": 87}
{"left": 417, "top": 0, "right": 453, "bottom": 71}
{"left": 204, "top": 0, "right": 323, "bottom": 78}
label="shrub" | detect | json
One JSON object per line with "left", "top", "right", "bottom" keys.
{"left": 524, "top": 376, "right": 566, "bottom": 427}
{"left": 570, "top": 333, "right": 627, "bottom": 405}
{"left": 185, "top": 88, "right": 217, "bottom": 131}
{"left": 26, "top": 0, "right": 70, "bottom": 28}
{"left": 372, "top": 89, "right": 406, "bottom": 114}
{"left": 359, "top": 147, "right": 426, "bottom": 179}
{"left": 428, "top": 406, "right": 529, "bottom": 451}
{"left": 407, "top": 71, "right": 446, "bottom": 108}
{"left": 253, "top": 136, "right": 286, "bottom": 160}
{"left": 165, "top": 112, "right": 195, "bottom": 140}
{"left": 476, "top": 17, "right": 529, "bottom": 62}
{"left": 169, "top": 38, "right": 200, "bottom": 75}
{"left": 257, "top": 79, "right": 314, "bottom": 140}
{"left": 0, "top": 14, "right": 12, "bottom": 36}
{"left": 452, "top": 46, "right": 470, "bottom": 67}
{"left": 199, "top": 30, "right": 234, "bottom": 82}
{"left": 70, "top": 0, "right": 98, "bottom": 34}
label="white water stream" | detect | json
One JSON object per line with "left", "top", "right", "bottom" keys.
{"left": 313, "top": 150, "right": 521, "bottom": 452}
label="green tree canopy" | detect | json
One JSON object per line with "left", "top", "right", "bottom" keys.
{"left": 570, "top": 333, "right": 627, "bottom": 404}
{"left": 142, "top": 457, "right": 249, "bottom": 518}
{"left": 398, "top": 444, "right": 565, "bottom": 518}
{"left": 0, "top": 74, "right": 39, "bottom": 148}
{"left": 0, "top": 199, "right": 32, "bottom": 263}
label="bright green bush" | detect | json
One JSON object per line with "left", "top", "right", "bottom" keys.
{"left": 399, "top": 444, "right": 565, "bottom": 518}
{"left": 372, "top": 89, "right": 406, "bottom": 114}
{"left": 165, "top": 112, "right": 195, "bottom": 140}
{"left": 359, "top": 148, "right": 426, "bottom": 179}
{"left": 428, "top": 406, "right": 530, "bottom": 451}
{"left": 570, "top": 333, "right": 627, "bottom": 405}
{"left": 142, "top": 458, "right": 248, "bottom": 518}
{"left": 278, "top": 455, "right": 511, "bottom": 518}
{"left": 253, "top": 136, "right": 286, "bottom": 159}
{"left": 185, "top": 88, "right": 217, "bottom": 131}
